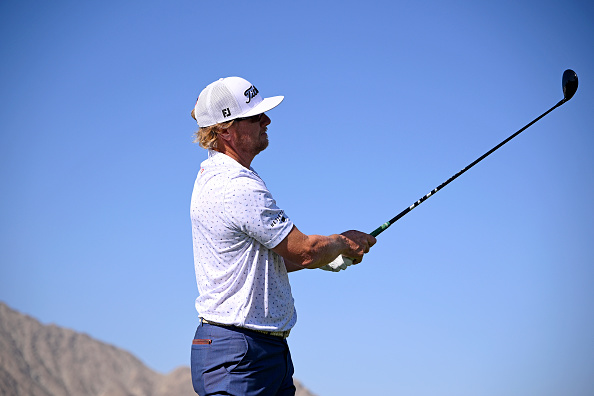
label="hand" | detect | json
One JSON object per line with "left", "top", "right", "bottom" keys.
{"left": 340, "top": 230, "right": 376, "bottom": 264}
{"left": 319, "top": 231, "right": 376, "bottom": 272}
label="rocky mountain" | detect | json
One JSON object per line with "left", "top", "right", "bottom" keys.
{"left": 0, "top": 302, "right": 316, "bottom": 396}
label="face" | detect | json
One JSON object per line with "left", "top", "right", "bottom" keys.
{"left": 230, "top": 113, "right": 271, "bottom": 157}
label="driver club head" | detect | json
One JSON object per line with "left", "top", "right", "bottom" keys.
{"left": 562, "top": 69, "right": 578, "bottom": 101}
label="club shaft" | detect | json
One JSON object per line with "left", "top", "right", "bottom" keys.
{"left": 370, "top": 98, "right": 567, "bottom": 238}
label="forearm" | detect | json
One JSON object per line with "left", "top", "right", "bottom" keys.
{"left": 273, "top": 227, "right": 349, "bottom": 270}
{"left": 298, "top": 234, "right": 349, "bottom": 269}
{"left": 284, "top": 258, "right": 307, "bottom": 272}
{"left": 274, "top": 226, "right": 375, "bottom": 271}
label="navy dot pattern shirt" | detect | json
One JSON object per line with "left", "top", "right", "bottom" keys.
{"left": 190, "top": 150, "right": 296, "bottom": 332}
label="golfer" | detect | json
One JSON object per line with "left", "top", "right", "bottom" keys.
{"left": 189, "top": 76, "right": 376, "bottom": 396}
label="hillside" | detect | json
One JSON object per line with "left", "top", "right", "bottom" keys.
{"left": 0, "top": 302, "right": 316, "bottom": 396}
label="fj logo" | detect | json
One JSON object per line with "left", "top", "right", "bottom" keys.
{"left": 222, "top": 108, "right": 231, "bottom": 118}
{"left": 244, "top": 85, "right": 259, "bottom": 104}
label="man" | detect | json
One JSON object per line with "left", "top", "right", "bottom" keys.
{"left": 189, "top": 76, "right": 376, "bottom": 396}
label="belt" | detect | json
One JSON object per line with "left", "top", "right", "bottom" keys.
{"left": 201, "top": 318, "right": 291, "bottom": 339}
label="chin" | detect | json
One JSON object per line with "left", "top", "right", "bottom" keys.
{"left": 257, "top": 140, "right": 269, "bottom": 153}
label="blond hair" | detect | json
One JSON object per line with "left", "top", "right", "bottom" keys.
{"left": 191, "top": 108, "right": 234, "bottom": 150}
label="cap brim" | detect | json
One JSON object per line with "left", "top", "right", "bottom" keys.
{"left": 240, "top": 95, "right": 284, "bottom": 118}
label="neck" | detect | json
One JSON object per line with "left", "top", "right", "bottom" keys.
{"left": 215, "top": 145, "right": 254, "bottom": 169}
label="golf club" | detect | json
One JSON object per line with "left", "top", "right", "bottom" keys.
{"left": 327, "top": 69, "right": 578, "bottom": 271}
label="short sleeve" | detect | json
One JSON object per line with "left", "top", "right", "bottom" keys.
{"left": 223, "top": 173, "right": 294, "bottom": 249}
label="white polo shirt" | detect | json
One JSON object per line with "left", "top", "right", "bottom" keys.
{"left": 190, "top": 150, "right": 297, "bottom": 332}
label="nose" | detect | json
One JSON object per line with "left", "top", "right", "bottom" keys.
{"left": 261, "top": 113, "right": 271, "bottom": 126}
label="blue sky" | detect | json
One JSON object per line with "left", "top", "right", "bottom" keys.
{"left": 1, "top": 1, "right": 593, "bottom": 395}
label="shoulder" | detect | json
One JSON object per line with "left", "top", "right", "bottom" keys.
{"left": 225, "top": 171, "right": 269, "bottom": 201}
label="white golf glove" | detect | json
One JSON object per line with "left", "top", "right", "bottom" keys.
{"left": 319, "top": 255, "right": 355, "bottom": 272}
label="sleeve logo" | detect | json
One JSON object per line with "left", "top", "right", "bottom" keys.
{"left": 271, "top": 211, "right": 288, "bottom": 227}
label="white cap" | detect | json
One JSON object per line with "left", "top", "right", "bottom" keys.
{"left": 193, "top": 77, "right": 284, "bottom": 127}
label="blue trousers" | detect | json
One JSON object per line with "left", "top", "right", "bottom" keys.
{"left": 191, "top": 323, "right": 296, "bottom": 396}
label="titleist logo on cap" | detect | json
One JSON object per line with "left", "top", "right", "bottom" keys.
{"left": 244, "top": 85, "right": 259, "bottom": 104}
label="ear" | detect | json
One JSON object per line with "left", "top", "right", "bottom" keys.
{"left": 219, "top": 126, "right": 233, "bottom": 142}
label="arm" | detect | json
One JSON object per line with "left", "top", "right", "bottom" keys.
{"left": 283, "top": 258, "right": 307, "bottom": 273}
{"left": 272, "top": 225, "right": 376, "bottom": 271}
